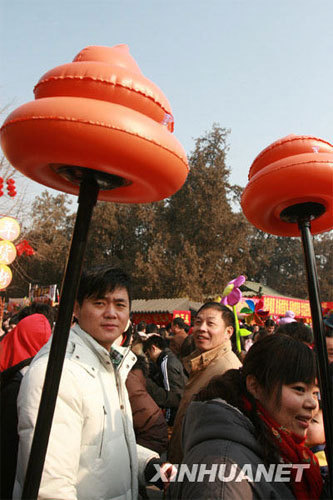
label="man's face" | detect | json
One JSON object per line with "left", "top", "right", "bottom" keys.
{"left": 193, "top": 308, "right": 233, "bottom": 352}
{"left": 171, "top": 322, "right": 179, "bottom": 335}
{"left": 146, "top": 345, "right": 160, "bottom": 362}
{"left": 73, "top": 286, "right": 130, "bottom": 351}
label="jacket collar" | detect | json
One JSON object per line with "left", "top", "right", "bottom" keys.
{"left": 156, "top": 347, "right": 171, "bottom": 366}
{"left": 183, "top": 340, "right": 232, "bottom": 374}
{"left": 71, "top": 324, "right": 136, "bottom": 378}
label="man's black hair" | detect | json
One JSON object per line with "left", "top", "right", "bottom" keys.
{"left": 196, "top": 302, "right": 235, "bottom": 330}
{"left": 143, "top": 334, "right": 167, "bottom": 353}
{"left": 276, "top": 321, "right": 314, "bottom": 344}
{"left": 9, "top": 302, "right": 54, "bottom": 328}
{"left": 137, "top": 321, "right": 147, "bottom": 332}
{"left": 172, "top": 317, "right": 187, "bottom": 329}
{"left": 76, "top": 266, "right": 131, "bottom": 307}
{"left": 146, "top": 323, "right": 158, "bottom": 334}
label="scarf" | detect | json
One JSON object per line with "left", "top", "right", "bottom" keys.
{"left": 254, "top": 400, "right": 323, "bottom": 500}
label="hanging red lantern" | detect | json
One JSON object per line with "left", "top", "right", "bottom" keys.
{"left": 6, "top": 178, "right": 17, "bottom": 197}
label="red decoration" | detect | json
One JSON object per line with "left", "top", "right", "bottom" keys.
{"left": 16, "top": 239, "right": 35, "bottom": 257}
{"left": 173, "top": 310, "right": 191, "bottom": 325}
{"left": 0, "top": 177, "right": 3, "bottom": 197}
{"left": 241, "top": 135, "right": 333, "bottom": 237}
{"left": 0, "top": 45, "right": 189, "bottom": 204}
{"left": 131, "top": 312, "right": 172, "bottom": 326}
{"left": 6, "top": 178, "right": 16, "bottom": 197}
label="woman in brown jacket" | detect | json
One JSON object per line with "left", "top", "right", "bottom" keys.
{"left": 126, "top": 344, "right": 168, "bottom": 454}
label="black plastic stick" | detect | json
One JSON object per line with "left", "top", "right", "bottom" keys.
{"left": 298, "top": 219, "right": 332, "bottom": 496}
{"left": 22, "top": 175, "right": 99, "bottom": 499}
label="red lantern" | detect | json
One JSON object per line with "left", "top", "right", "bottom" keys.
{"left": 6, "top": 178, "right": 16, "bottom": 197}
{"left": 0, "top": 177, "right": 3, "bottom": 197}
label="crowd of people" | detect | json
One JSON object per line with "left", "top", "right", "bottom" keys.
{"left": 0, "top": 265, "right": 332, "bottom": 499}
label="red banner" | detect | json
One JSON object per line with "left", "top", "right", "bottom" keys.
{"left": 131, "top": 312, "right": 172, "bottom": 326}
{"left": 173, "top": 310, "right": 191, "bottom": 325}
{"left": 262, "top": 295, "right": 312, "bottom": 319}
{"left": 239, "top": 295, "right": 312, "bottom": 319}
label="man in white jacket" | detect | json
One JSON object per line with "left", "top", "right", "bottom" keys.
{"left": 14, "top": 266, "right": 167, "bottom": 499}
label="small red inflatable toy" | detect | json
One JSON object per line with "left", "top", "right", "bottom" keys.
{"left": 241, "top": 134, "right": 333, "bottom": 236}
{"left": 0, "top": 45, "right": 189, "bottom": 203}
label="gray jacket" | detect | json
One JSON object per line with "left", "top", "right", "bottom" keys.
{"left": 168, "top": 398, "right": 295, "bottom": 499}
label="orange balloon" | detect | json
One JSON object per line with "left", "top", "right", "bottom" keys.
{"left": 0, "top": 240, "right": 17, "bottom": 264}
{"left": 34, "top": 45, "right": 175, "bottom": 133}
{"left": 241, "top": 135, "right": 333, "bottom": 236}
{"left": 0, "top": 45, "right": 189, "bottom": 203}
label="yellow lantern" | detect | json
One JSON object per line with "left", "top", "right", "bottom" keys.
{"left": 0, "top": 240, "right": 17, "bottom": 265}
{"left": 0, "top": 264, "right": 12, "bottom": 289}
{"left": 0, "top": 216, "right": 21, "bottom": 242}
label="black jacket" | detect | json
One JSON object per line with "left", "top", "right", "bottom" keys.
{"left": 146, "top": 348, "right": 188, "bottom": 425}
{"left": 1, "top": 358, "right": 33, "bottom": 499}
{"left": 168, "top": 398, "right": 295, "bottom": 499}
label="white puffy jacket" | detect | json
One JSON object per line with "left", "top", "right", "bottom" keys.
{"left": 14, "top": 324, "right": 158, "bottom": 500}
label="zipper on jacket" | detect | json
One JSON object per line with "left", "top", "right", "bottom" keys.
{"left": 99, "top": 406, "right": 107, "bottom": 458}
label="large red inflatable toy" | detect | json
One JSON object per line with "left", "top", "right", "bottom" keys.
{"left": 0, "top": 45, "right": 190, "bottom": 500}
{"left": 0, "top": 45, "right": 189, "bottom": 203}
{"left": 241, "top": 133, "right": 333, "bottom": 495}
{"left": 241, "top": 134, "right": 333, "bottom": 236}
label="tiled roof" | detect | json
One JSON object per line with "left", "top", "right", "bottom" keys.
{"left": 131, "top": 280, "right": 298, "bottom": 313}
{"left": 131, "top": 297, "right": 203, "bottom": 313}
{"left": 241, "top": 281, "right": 297, "bottom": 298}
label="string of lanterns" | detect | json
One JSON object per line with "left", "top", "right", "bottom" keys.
{"left": 0, "top": 177, "right": 17, "bottom": 198}
{"left": 0, "top": 216, "right": 21, "bottom": 289}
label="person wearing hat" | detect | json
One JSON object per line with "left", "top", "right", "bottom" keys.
{"left": 278, "top": 310, "right": 297, "bottom": 325}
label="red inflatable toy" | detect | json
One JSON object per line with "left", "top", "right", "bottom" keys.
{"left": 241, "top": 134, "right": 333, "bottom": 236}
{"left": 0, "top": 45, "right": 189, "bottom": 203}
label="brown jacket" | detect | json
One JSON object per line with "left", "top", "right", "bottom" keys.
{"left": 167, "top": 341, "right": 242, "bottom": 464}
{"left": 126, "top": 363, "right": 168, "bottom": 454}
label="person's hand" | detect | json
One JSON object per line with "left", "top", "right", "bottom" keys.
{"left": 144, "top": 458, "right": 177, "bottom": 490}
{"left": 159, "top": 462, "right": 178, "bottom": 490}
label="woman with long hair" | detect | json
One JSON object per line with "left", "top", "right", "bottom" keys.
{"left": 168, "top": 335, "right": 324, "bottom": 499}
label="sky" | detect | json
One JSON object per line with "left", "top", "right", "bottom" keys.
{"left": 0, "top": 0, "right": 332, "bottom": 207}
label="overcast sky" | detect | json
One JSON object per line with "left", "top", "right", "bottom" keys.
{"left": 1, "top": 0, "right": 332, "bottom": 204}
